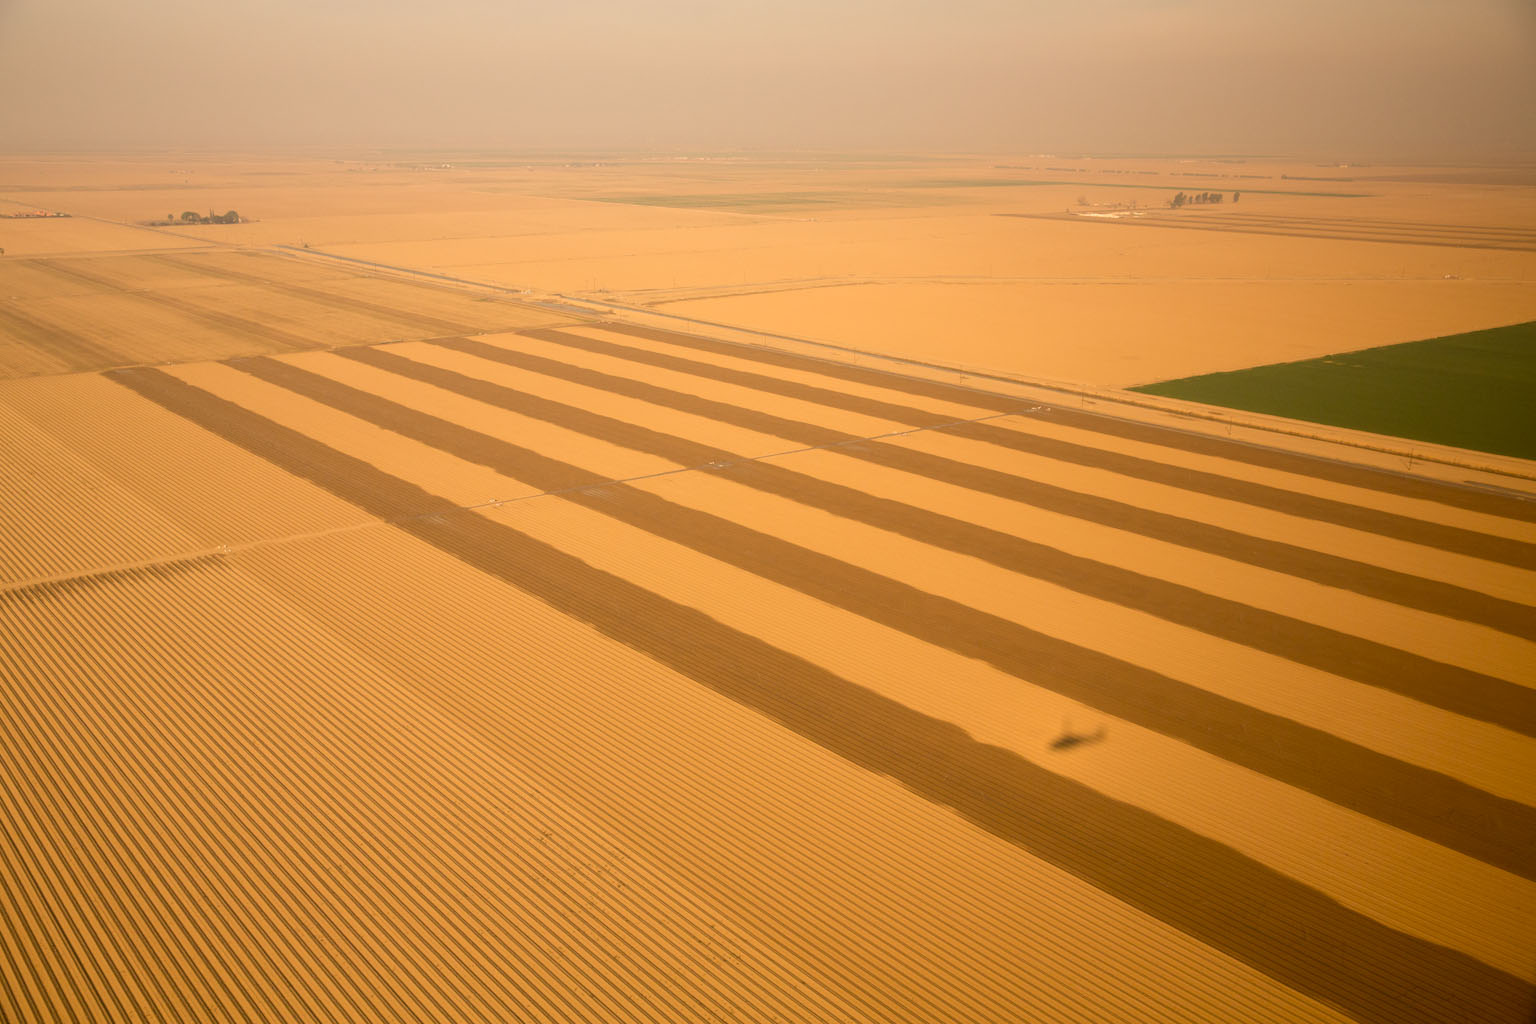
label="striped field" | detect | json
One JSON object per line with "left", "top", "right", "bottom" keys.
{"left": 1, "top": 319, "right": 1533, "bottom": 1023}
{"left": 0, "top": 250, "right": 573, "bottom": 378}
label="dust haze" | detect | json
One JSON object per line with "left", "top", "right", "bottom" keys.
{"left": 2, "top": 0, "right": 1533, "bottom": 156}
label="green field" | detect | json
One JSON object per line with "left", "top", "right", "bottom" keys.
{"left": 1131, "top": 321, "right": 1536, "bottom": 460}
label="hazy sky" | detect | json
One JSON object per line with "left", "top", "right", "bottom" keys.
{"left": 1, "top": 0, "right": 1532, "bottom": 156}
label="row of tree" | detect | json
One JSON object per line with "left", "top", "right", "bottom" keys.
{"left": 169, "top": 210, "right": 242, "bottom": 224}
{"left": 1169, "top": 191, "right": 1239, "bottom": 208}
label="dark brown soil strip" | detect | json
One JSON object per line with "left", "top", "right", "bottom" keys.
{"left": 592, "top": 322, "right": 1536, "bottom": 522}
{"left": 361, "top": 343, "right": 1536, "bottom": 736}
{"left": 227, "top": 355, "right": 1536, "bottom": 880}
{"left": 0, "top": 302, "right": 123, "bottom": 372}
{"left": 33, "top": 259, "right": 315, "bottom": 354}
{"left": 145, "top": 254, "right": 479, "bottom": 338}
{"left": 110, "top": 364, "right": 1536, "bottom": 1024}
{"left": 448, "top": 335, "right": 1534, "bottom": 637}
{"left": 941, "top": 420, "right": 1536, "bottom": 569}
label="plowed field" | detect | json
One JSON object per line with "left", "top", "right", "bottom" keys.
{"left": 0, "top": 250, "right": 573, "bottom": 378}
{"left": 3, "top": 317, "right": 1533, "bottom": 1023}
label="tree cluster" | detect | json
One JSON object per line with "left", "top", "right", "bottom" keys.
{"left": 1168, "top": 192, "right": 1240, "bottom": 208}
{"left": 173, "top": 210, "right": 241, "bottom": 225}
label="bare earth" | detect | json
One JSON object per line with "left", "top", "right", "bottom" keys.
{"left": 2, "top": 153, "right": 1534, "bottom": 1023}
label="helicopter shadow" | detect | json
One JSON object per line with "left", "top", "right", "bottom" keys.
{"left": 1049, "top": 721, "right": 1107, "bottom": 751}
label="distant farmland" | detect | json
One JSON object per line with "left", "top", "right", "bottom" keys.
{"left": 1132, "top": 320, "right": 1536, "bottom": 460}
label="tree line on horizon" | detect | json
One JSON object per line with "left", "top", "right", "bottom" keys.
{"left": 144, "top": 210, "right": 243, "bottom": 225}
{"left": 1169, "top": 192, "right": 1239, "bottom": 208}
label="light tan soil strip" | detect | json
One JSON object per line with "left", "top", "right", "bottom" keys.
{"left": 362, "top": 342, "right": 1536, "bottom": 736}
{"left": 223, "top": 355, "right": 1536, "bottom": 880}
{"left": 450, "top": 335, "right": 1534, "bottom": 638}
{"left": 595, "top": 321, "right": 1536, "bottom": 522}
{"left": 108, "top": 365, "right": 1536, "bottom": 1024}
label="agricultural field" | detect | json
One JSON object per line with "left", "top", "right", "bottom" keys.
{"left": 3, "top": 312, "right": 1535, "bottom": 1022}
{"left": 0, "top": 217, "right": 209, "bottom": 257}
{"left": 0, "top": 249, "right": 573, "bottom": 377}
{"left": 2, "top": 153, "right": 1535, "bottom": 1022}
{"left": 1133, "top": 320, "right": 1536, "bottom": 461}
